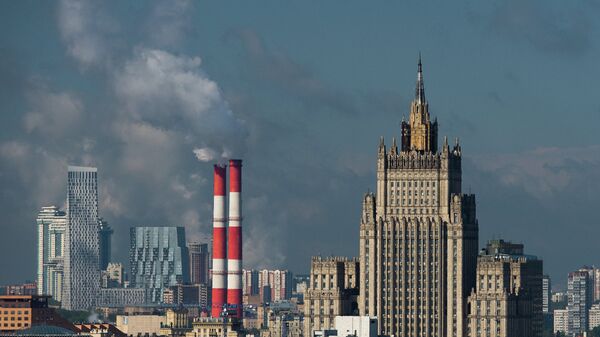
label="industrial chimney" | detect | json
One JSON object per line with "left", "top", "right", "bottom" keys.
{"left": 211, "top": 164, "right": 227, "bottom": 317}
{"left": 227, "top": 159, "right": 243, "bottom": 318}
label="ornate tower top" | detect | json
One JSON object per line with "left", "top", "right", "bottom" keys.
{"left": 415, "top": 53, "right": 426, "bottom": 104}
{"left": 402, "top": 55, "right": 438, "bottom": 153}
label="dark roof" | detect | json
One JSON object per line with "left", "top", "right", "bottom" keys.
{"left": 14, "top": 324, "right": 79, "bottom": 336}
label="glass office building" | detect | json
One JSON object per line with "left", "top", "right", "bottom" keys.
{"left": 130, "top": 226, "right": 190, "bottom": 303}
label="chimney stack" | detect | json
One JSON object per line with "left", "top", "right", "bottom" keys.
{"left": 211, "top": 164, "right": 227, "bottom": 318}
{"left": 227, "top": 159, "right": 243, "bottom": 318}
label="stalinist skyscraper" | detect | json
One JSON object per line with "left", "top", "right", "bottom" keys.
{"left": 359, "top": 58, "right": 479, "bottom": 337}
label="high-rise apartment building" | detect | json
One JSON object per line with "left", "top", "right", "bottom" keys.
{"left": 36, "top": 206, "right": 67, "bottom": 302}
{"left": 542, "top": 275, "right": 551, "bottom": 314}
{"left": 257, "top": 269, "right": 294, "bottom": 302}
{"left": 98, "top": 218, "right": 113, "bottom": 271}
{"left": 567, "top": 270, "right": 593, "bottom": 335}
{"left": 62, "top": 166, "right": 100, "bottom": 310}
{"left": 304, "top": 256, "right": 359, "bottom": 337}
{"left": 242, "top": 269, "right": 259, "bottom": 296}
{"left": 130, "top": 226, "right": 190, "bottom": 303}
{"left": 358, "top": 58, "right": 479, "bottom": 337}
{"left": 189, "top": 242, "right": 210, "bottom": 285}
{"left": 466, "top": 240, "right": 543, "bottom": 337}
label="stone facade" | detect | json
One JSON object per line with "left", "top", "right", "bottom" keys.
{"left": 359, "top": 58, "right": 478, "bottom": 337}
{"left": 466, "top": 240, "right": 543, "bottom": 337}
{"left": 304, "top": 256, "right": 359, "bottom": 337}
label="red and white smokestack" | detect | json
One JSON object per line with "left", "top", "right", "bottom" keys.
{"left": 227, "top": 159, "right": 243, "bottom": 318}
{"left": 211, "top": 164, "right": 227, "bottom": 318}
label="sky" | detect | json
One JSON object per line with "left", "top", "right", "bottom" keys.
{"left": 1, "top": 1, "right": 599, "bottom": 290}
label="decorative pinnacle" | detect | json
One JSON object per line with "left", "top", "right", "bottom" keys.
{"left": 415, "top": 53, "right": 426, "bottom": 104}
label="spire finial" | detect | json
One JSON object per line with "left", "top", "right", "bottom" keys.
{"left": 415, "top": 53, "right": 426, "bottom": 104}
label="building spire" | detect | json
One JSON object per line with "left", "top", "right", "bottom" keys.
{"left": 415, "top": 53, "right": 426, "bottom": 104}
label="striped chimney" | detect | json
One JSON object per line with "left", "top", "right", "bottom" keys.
{"left": 211, "top": 164, "right": 227, "bottom": 318}
{"left": 227, "top": 159, "right": 243, "bottom": 318}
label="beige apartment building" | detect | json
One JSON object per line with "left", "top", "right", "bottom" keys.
{"left": 467, "top": 240, "right": 543, "bottom": 337}
{"left": 303, "top": 256, "right": 359, "bottom": 337}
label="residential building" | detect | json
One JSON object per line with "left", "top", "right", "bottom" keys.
{"left": 358, "top": 58, "right": 479, "bottom": 337}
{"left": 185, "top": 317, "right": 240, "bottom": 337}
{"left": 552, "top": 292, "right": 567, "bottom": 304}
{"left": 116, "top": 315, "right": 166, "bottom": 336}
{"left": 4, "top": 283, "right": 37, "bottom": 297}
{"left": 258, "top": 270, "right": 294, "bottom": 302}
{"left": 542, "top": 275, "right": 551, "bottom": 314}
{"left": 162, "top": 284, "right": 208, "bottom": 307}
{"left": 62, "top": 166, "right": 101, "bottom": 310}
{"left": 159, "top": 308, "right": 192, "bottom": 337}
{"left": 466, "top": 240, "right": 543, "bottom": 337}
{"left": 36, "top": 206, "right": 67, "bottom": 302}
{"left": 553, "top": 309, "right": 568, "bottom": 335}
{"left": 243, "top": 269, "right": 259, "bottom": 296}
{"left": 0, "top": 295, "right": 73, "bottom": 333}
{"left": 97, "top": 288, "right": 146, "bottom": 307}
{"left": 304, "top": 256, "right": 359, "bottom": 337}
{"left": 589, "top": 304, "right": 600, "bottom": 331}
{"left": 130, "top": 226, "right": 190, "bottom": 303}
{"left": 189, "top": 243, "right": 210, "bottom": 285}
{"left": 98, "top": 219, "right": 113, "bottom": 271}
{"left": 567, "top": 270, "right": 593, "bottom": 335}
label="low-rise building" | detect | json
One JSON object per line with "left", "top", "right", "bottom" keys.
{"left": 116, "top": 315, "right": 166, "bottom": 336}
{"left": 0, "top": 295, "right": 73, "bottom": 333}
{"left": 185, "top": 317, "right": 240, "bottom": 337}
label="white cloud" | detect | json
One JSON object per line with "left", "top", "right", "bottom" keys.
{"left": 57, "top": 0, "right": 117, "bottom": 68}
{"left": 23, "top": 89, "right": 83, "bottom": 137}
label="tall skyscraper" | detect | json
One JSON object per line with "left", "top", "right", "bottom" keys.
{"left": 567, "top": 270, "right": 593, "bottom": 335}
{"left": 304, "top": 256, "right": 359, "bottom": 337}
{"left": 36, "top": 206, "right": 67, "bottom": 302}
{"left": 130, "top": 226, "right": 190, "bottom": 303}
{"left": 62, "top": 166, "right": 100, "bottom": 310}
{"left": 189, "top": 242, "right": 210, "bottom": 285}
{"left": 466, "top": 240, "right": 543, "bottom": 337}
{"left": 98, "top": 218, "right": 113, "bottom": 271}
{"left": 359, "top": 58, "right": 479, "bottom": 337}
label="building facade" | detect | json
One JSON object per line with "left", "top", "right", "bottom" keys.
{"left": 589, "top": 304, "right": 600, "bottom": 331}
{"left": 542, "top": 275, "right": 551, "bottom": 314}
{"left": 97, "top": 288, "right": 147, "bottom": 307}
{"left": 101, "top": 263, "right": 124, "bottom": 288}
{"left": 62, "top": 166, "right": 101, "bottom": 310}
{"left": 130, "top": 226, "right": 190, "bottom": 303}
{"left": 189, "top": 242, "right": 210, "bottom": 285}
{"left": 358, "top": 58, "right": 479, "bottom": 337}
{"left": 243, "top": 269, "right": 260, "bottom": 296}
{"left": 258, "top": 270, "right": 294, "bottom": 303}
{"left": 466, "top": 240, "right": 543, "bottom": 337}
{"left": 36, "top": 206, "right": 67, "bottom": 303}
{"left": 0, "top": 295, "right": 73, "bottom": 333}
{"left": 98, "top": 218, "right": 113, "bottom": 271}
{"left": 553, "top": 309, "right": 568, "bottom": 335}
{"left": 567, "top": 270, "right": 593, "bottom": 335}
{"left": 304, "top": 256, "right": 359, "bottom": 337}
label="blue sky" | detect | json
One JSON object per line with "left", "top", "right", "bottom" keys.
{"left": 1, "top": 1, "right": 599, "bottom": 290}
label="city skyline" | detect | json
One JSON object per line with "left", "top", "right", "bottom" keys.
{"left": 1, "top": 1, "right": 600, "bottom": 291}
